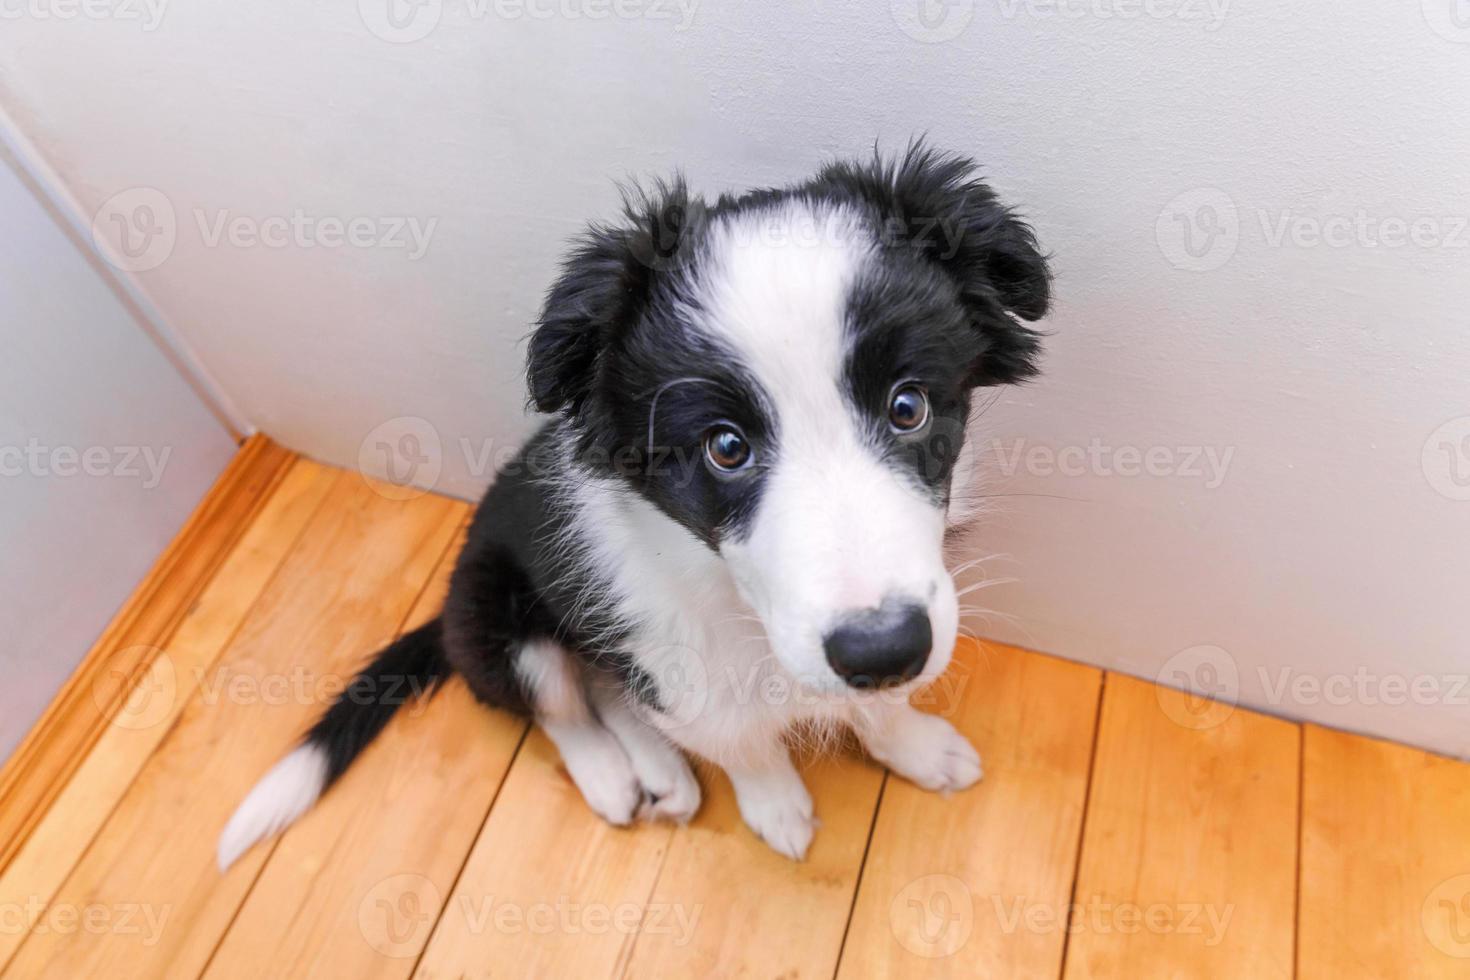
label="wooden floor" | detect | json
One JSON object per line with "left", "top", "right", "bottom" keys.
{"left": 3, "top": 439, "right": 1469, "bottom": 978}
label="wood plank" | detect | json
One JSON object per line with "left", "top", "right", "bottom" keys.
{"left": 411, "top": 727, "right": 677, "bottom": 980}
{"left": 620, "top": 746, "right": 883, "bottom": 979}
{"left": 202, "top": 515, "right": 533, "bottom": 980}
{"left": 1300, "top": 725, "right": 1470, "bottom": 977}
{"left": 412, "top": 676, "right": 889, "bottom": 976}
{"left": 837, "top": 639, "right": 1102, "bottom": 979}
{"left": 2, "top": 473, "right": 462, "bottom": 979}
{"left": 0, "top": 457, "right": 333, "bottom": 973}
{"left": 1062, "top": 673, "right": 1298, "bottom": 979}
{"left": 0, "top": 435, "right": 295, "bottom": 876}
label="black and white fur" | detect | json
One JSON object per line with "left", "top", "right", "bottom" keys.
{"left": 219, "top": 143, "right": 1050, "bottom": 867}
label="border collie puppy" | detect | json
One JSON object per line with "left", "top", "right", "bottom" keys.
{"left": 219, "top": 143, "right": 1050, "bottom": 867}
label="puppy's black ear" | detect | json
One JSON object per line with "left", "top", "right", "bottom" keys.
{"left": 818, "top": 142, "right": 1052, "bottom": 386}
{"left": 528, "top": 178, "right": 697, "bottom": 415}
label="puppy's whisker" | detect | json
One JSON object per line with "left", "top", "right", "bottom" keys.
{"left": 947, "top": 552, "right": 1014, "bottom": 576}
{"left": 954, "top": 577, "right": 1018, "bottom": 598}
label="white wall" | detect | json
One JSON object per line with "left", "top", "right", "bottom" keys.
{"left": 0, "top": 146, "right": 237, "bottom": 760}
{"left": 1, "top": 1, "right": 1467, "bottom": 754}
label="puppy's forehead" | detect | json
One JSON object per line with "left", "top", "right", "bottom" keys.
{"left": 693, "top": 202, "right": 873, "bottom": 399}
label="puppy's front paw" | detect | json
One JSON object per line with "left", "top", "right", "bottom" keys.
{"left": 551, "top": 726, "right": 643, "bottom": 826}
{"left": 868, "top": 712, "right": 983, "bottom": 794}
{"left": 736, "top": 779, "right": 816, "bottom": 860}
{"left": 635, "top": 752, "right": 702, "bottom": 824}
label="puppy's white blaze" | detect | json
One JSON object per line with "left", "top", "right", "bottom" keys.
{"left": 698, "top": 201, "right": 955, "bottom": 685}
{"left": 216, "top": 744, "right": 328, "bottom": 871}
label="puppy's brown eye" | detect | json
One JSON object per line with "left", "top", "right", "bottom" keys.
{"left": 888, "top": 384, "right": 929, "bottom": 433}
{"left": 704, "top": 425, "right": 753, "bottom": 472}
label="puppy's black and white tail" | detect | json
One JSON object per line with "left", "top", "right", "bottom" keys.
{"left": 216, "top": 618, "right": 450, "bottom": 870}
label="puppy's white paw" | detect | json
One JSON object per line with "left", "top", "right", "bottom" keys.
{"left": 548, "top": 723, "right": 643, "bottom": 826}
{"left": 735, "top": 777, "right": 816, "bottom": 861}
{"left": 635, "top": 752, "right": 702, "bottom": 824}
{"left": 867, "top": 712, "right": 983, "bottom": 794}
{"left": 575, "top": 759, "right": 643, "bottom": 826}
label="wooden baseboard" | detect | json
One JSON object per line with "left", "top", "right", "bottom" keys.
{"left": 0, "top": 434, "right": 295, "bottom": 876}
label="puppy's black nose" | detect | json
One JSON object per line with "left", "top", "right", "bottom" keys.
{"left": 823, "top": 599, "right": 932, "bottom": 689}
